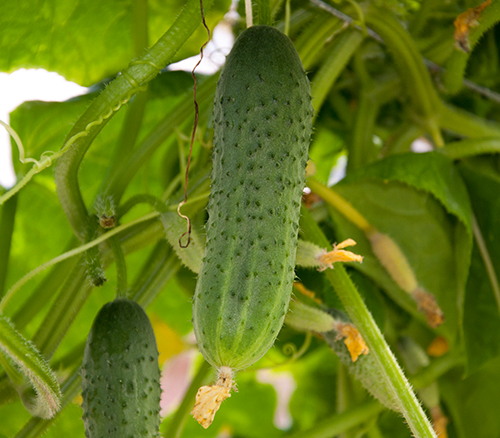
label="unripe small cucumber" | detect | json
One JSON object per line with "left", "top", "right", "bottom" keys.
{"left": 81, "top": 299, "right": 161, "bottom": 437}
{"left": 193, "top": 25, "right": 312, "bottom": 371}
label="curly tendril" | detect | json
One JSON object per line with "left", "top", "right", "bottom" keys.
{"left": 0, "top": 89, "right": 136, "bottom": 205}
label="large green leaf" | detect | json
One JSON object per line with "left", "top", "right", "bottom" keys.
{"left": 440, "top": 356, "right": 500, "bottom": 438}
{"left": 348, "top": 151, "right": 473, "bottom": 324}
{"left": 459, "top": 163, "right": 500, "bottom": 373}
{"left": 328, "top": 178, "right": 459, "bottom": 337}
{"left": 348, "top": 152, "right": 472, "bottom": 230}
{"left": 0, "top": 0, "right": 230, "bottom": 86}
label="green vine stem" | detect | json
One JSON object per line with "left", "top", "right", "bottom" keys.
{"left": 109, "top": 237, "right": 128, "bottom": 298}
{"left": 348, "top": 71, "right": 401, "bottom": 172}
{"left": 362, "top": 4, "right": 442, "bottom": 147}
{"left": 284, "top": 0, "right": 291, "bottom": 36}
{"left": 285, "top": 400, "right": 383, "bottom": 438}
{"left": 362, "top": 4, "right": 440, "bottom": 116}
{"left": 311, "top": 27, "right": 364, "bottom": 116}
{"left": 31, "top": 264, "right": 91, "bottom": 358}
{"left": 294, "top": 13, "right": 341, "bottom": 71}
{"left": 0, "top": 184, "right": 209, "bottom": 312}
{"left": 32, "top": 220, "right": 166, "bottom": 360}
{"left": 98, "top": 0, "right": 150, "bottom": 199}
{"left": 306, "top": 178, "right": 374, "bottom": 234}
{"left": 99, "top": 89, "right": 150, "bottom": 202}
{"left": 162, "top": 358, "right": 212, "bottom": 438}
{"left": 132, "top": 0, "right": 149, "bottom": 57}
{"left": 0, "top": 121, "right": 53, "bottom": 205}
{"left": 130, "top": 241, "right": 181, "bottom": 307}
{"left": 54, "top": 0, "right": 215, "bottom": 241}
{"left": 0, "top": 194, "right": 17, "bottom": 297}
{"left": 254, "top": 0, "right": 271, "bottom": 26}
{"left": 440, "top": 137, "right": 500, "bottom": 159}
{"left": 10, "top": 239, "right": 78, "bottom": 330}
{"left": 300, "top": 207, "right": 437, "bottom": 438}
{"left": 117, "top": 193, "right": 168, "bottom": 218}
{"left": 437, "top": 103, "right": 500, "bottom": 138}
{"left": 1, "top": 184, "right": 207, "bottom": 371}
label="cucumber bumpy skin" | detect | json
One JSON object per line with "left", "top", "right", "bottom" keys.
{"left": 193, "top": 25, "right": 313, "bottom": 371}
{"left": 81, "top": 299, "right": 161, "bottom": 438}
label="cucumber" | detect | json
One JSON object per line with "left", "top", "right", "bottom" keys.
{"left": 81, "top": 298, "right": 161, "bottom": 438}
{"left": 193, "top": 25, "right": 312, "bottom": 371}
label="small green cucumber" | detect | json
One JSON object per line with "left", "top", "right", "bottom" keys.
{"left": 193, "top": 25, "right": 313, "bottom": 371}
{"left": 81, "top": 298, "right": 161, "bottom": 437}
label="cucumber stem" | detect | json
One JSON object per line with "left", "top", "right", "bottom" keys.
{"left": 109, "top": 237, "right": 128, "bottom": 299}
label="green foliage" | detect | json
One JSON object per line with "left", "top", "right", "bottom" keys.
{"left": 0, "top": 0, "right": 230, "bottom": 86}
{"left": 1, "top": 0, "right": 500, "bottom": 437}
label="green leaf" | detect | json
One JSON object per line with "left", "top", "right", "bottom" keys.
{"left": 458, "top": 163, "right": 500, "bottom": 373}
{"left": 330, "top": 152, "right": 473, "bottom": 336}
{"left": 0, "top": 0, "right": 230, "bottom": 86}
{"left": 328, "top": 178, "right": 460, "bottom": 337}
{"left": 347, "top": 152, "right": 472, "bottom": 230}
{"left": 0, "top": 314, "right": 62, "bottom": 419}
{"left": 440, "top": 356, "right": 500, "bottom": 438}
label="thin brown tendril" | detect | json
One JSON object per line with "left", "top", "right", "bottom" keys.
{"left": 178, "top": 0, "right": 212, "bottom": 248}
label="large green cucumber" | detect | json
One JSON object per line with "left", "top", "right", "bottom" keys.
{"left": 193, "top": 25, "right": 312, "bottom": 371}
{"left": 81, "top": 298, "right": 161, "bottom": 437}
